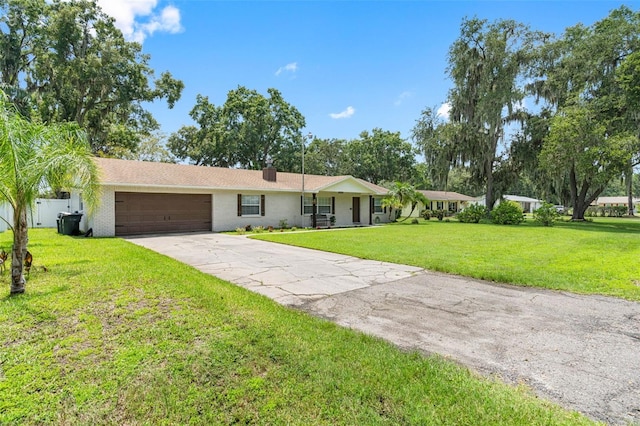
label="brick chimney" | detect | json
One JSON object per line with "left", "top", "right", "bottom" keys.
{"left": 262, "top": 155, "right": 276, "bottom": 182}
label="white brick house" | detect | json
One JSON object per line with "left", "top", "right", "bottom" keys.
{"left": 87, "top": 158, "right": 390, "bottom": 237}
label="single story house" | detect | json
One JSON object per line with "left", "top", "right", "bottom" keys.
{"left": 595, "top": 196, "right": 639, "bottom": 215}
{"left": 86, "top": 158, "right": 392, "bottom": 237}
{"left": 402, "top": 190, "right": 476, "bottom": 217}
{"left": 475, "top": 194, "right": 543, "bottom": 213}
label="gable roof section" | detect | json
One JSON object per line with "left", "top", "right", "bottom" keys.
{"left": 419, "top": 190, "right": 475, "bottom": 201}
{"left": 94, "top": 158, "right": 387, "bottom": 195}
{"left": 319, "top": 176, "right": 388, "bottom": 194}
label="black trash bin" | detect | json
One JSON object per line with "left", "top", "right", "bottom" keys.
{"left": 57, "top": 212, "right": 66, "bottom": 234}
{"left": 59, "top": 212, "right": 83, "bottom": 235}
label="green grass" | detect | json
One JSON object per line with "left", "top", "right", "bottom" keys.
{"left": 0, "top": 229, "right": 592, "bottom": 425}
{"left": 253, "top": 217, "right": 640, "bottom": 301}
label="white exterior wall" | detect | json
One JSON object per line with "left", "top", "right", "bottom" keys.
{"left": 332, "top": 194, "right": 353, "bottom": 227}
{"left": 89, "top": 185, "right": 390, "bottom": 237}
{"left": 214, "top": 190, "right": 304, "bottom": 231}
{"left": 90, "top": 188, "right": 116, "bottom": 237}
{"left": 320, "top": 194, "right": 389, "bottom": 227}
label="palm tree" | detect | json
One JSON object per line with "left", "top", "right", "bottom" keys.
{"left": 0, "top": 93, "right": 99, "bottom": 294}
{"left": 381, "top": 195, "right": 403, "bottom": 221}
{"left": 385, "top": 182, "right": 429, "bottom": 221}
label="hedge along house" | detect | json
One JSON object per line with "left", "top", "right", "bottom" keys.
{"left": 89, "top": 158, "right": 391, "bottom": 237}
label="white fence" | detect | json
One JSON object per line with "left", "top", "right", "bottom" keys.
{"left": 0, "top": 198, "right": 82, "bottom": 233}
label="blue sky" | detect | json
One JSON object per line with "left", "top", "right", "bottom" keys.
{"left": 99, "top": 1, "right": 640, "bottom": 142}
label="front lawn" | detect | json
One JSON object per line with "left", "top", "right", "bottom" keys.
{"left": 0, "top": 229, "right": 591, "bottom": 425}
{"left": 253, "top": 218, "right": 640, "bottom": 301}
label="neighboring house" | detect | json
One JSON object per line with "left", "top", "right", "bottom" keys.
{"left": 475, "top": 194, "right": 543, "bottom": 213}
{"left": 402, "top": 190, "right": 476, "bottom": 217}
{"left": 595, "top": 196, "right": 639, "bottom": 214}
{"left": 87, "top": 158, "right": 391, "bottom": 237}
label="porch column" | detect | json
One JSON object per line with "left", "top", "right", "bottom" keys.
{"left": 312, "top": 193, "right": 317, "bottom": 228}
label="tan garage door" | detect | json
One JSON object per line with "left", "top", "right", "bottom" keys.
{"left": 115, "top": 192, "right": 212, "bottom": 236}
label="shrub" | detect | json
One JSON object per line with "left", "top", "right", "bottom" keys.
{"left": 254, "top": 226, "right": 265, "bottom": 233}
{"left": 612, "top": 206, "right": 627, "bottom": 217}
{"left": 420, "top": 209, "right": 431, "bottom": 220}
{"left": 491, "top": 201, "right": 524, "bottom": 225}
{"left": 434, "top": 209, "right": 445, "bottom": 221}
{"left": 279, "top": 219, "right": 289, "bottom": 229}
{"left": 411, "top": 218, "right": 419, "bottom": 224}
{"left": 235, "top": 227, "right": 246, "bottom": 235}
{"left": 533, "top": 202, "right": 560, "bottom": 227}
{"left": 245, "top": 224, "right": 252, "bottom": 232}
{"left": 456, "top": 204, "right": 487, "bottom": 223}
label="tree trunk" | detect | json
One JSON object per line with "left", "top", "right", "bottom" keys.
{"left": 571, "top": 178, "right": 605, "bottom": 221}
{"left": 572, "top": 197, "right": 588, "bottom": 221}
{"left": 569, "top": 166, "right": 582, "bottom": 220}
{"left": 399, "top": 202, "right": 418, "bottom": 222}
{"left": 10, "top": 208, "right": 28, "bottom": 295}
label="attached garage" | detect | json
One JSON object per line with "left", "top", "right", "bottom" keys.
{"left": 115, "top": 192, "right": 212, "bottom": 236}
{"left": 89, "top": 158, "right": 391, "bottom": 237}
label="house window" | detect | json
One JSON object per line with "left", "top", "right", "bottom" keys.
{"left": 241, "top": 195, "right": 260, "bottom": 216}
{"left": 448, "top": 202, "right": 457, "bottom": 213}
{"left": 303, "top": 196, "right": 314, "bottom": 215}
{"left": 373, "top": 197, "right": 383, "bottom": 213}
{"left": 317, "top": 197, "right": 331, "bottom": 215}
{"left": 436, "top": 201, "right": 444, "bottom": 210}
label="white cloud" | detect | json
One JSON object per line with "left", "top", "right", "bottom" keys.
{"left": 329, "top": 106, "right": 355, "bottom": 119}
{"left": 436, "top": 102, "right": 451, "bottom": 120}
{"left": 96, "top": 0, "right": 183, "bottom": 44}
{"left": 275, "top": 62, "right": 298, "bottom": 77}
{"left": 394, "top": 91, "right": 413, "bottom": 106}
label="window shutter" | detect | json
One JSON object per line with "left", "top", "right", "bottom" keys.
{"left": 331, "top": 197, "right": 335, "bottom": 214}
{"left": 261, "top": 195, "right": 266, "bottom": 216}
{"left": 300, "top": 195, "right": 303, "bottom": 215}
{"left": 237, "top": 194, "right": 242, "bottom": 216}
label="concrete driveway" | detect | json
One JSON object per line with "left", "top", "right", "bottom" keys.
{"left": 126, "top": 232, "right": 640, "bottom": 425}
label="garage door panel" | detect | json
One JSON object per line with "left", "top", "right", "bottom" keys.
{"left": 115, "top": 192, "right": 212, "bottom": 236}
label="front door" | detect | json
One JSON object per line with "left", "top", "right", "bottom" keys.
{"left": 352, "top": 197, "right": 360, "bottom": 223}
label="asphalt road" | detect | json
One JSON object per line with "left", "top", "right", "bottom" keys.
{"left": 127, "top": 232, "right": 640, "bottom": 425}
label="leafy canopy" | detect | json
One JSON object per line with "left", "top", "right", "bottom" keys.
{"left": 0, "top": 0, "right": 184, "bottom": 156}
